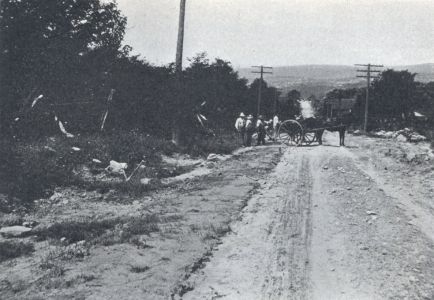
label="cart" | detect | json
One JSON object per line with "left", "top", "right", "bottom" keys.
{"left": 277, "top": 116, "right": 348, "bottom": 146}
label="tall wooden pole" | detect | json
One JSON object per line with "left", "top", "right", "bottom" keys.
{"left": 364, "top": 64, "right": 371, "bottom": 132}
{"left": 175, "top": 0, "right": 186, "bottom": 75}
{"left": 356, "top": 63, "right": 383, "bottom": 133}
{"left": 172, "top": 0, "right": 186, "bottom": 145}
{"left": 252, "top": 65, "right": 273, "bottom": 117}
{"left": 258, "top": 66, "right": 263, "bottom": 117}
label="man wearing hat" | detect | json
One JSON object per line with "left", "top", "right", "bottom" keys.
{"left": 234, "top": 112, "right": 246, "bottom": 146}
{"left": 245, "top": 114, "right": 255, "bottom": 146}
{"left": 256, "top": 115, "right": 266, "bottom": 145}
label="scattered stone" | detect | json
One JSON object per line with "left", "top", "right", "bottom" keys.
{"left": 206, "top": 153, "right": 225, "bottom": 162}
{"left": 71, "top": 147, "right": 81, "bottom": 151}
{"left": 366, "top": 211, "right": 377, "bottom": 216}
{"left": 92, "top": 158, "right": 102, "bottom": 164}
{"left": 360, "top": 246, "right": 369, "bottom": 250}
{"left": 0, "top": 225, "right": 32, "bottom": 237}
{"left": 396, "top": 134, "right": 407, "bottom": 142}
{"left": 323, "top": 165, "right": 329, "bottom": 170}
{"left": 105, "top": 160, "right": 128, "bottom": 176}
{"left": 44, "top": 146, "right": 56, "bottom": 153}
{"left": 140, "top": 178, "right": 151, "bottom": 185}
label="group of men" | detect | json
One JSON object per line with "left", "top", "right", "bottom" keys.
{"left": 235, "top": 113, "right": 279, "bottom": 147}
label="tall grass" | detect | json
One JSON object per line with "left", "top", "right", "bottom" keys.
{"left": 0, "top": 130, "right": 239, "bottom": 209}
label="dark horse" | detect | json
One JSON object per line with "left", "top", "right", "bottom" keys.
{"left": 300, "top": 117, "right": 347, "bottom": 146}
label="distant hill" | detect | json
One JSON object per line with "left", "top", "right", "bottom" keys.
{"left": 237, "top": 63, "right": 434, "bottom": 98}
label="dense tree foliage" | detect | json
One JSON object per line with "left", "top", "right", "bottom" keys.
{"left": 278, "top": 89, "right": 301, "bottom": 120}
{"left": 370, "top": 70, "right": 417, "bottom": 119}
{"left": 0, "top": 0, "right": 127, "bottom": 136}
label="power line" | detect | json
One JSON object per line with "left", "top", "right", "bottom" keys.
{"left": 355, "top": 63, "right": 383, "bottom": 132}
{"left": 252, "top": 66, "right": 273, "bottom": 117}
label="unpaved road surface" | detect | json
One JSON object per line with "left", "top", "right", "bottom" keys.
{"left": 180, "top": 132, "right": 434, "bottom": 300}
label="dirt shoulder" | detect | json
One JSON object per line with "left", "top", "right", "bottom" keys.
{"left": 0, "top": 146, "right": 282, "bottom": 300}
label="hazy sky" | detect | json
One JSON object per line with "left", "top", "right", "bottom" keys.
{"left": 116, "top": 0, "right": 434, "bottom": 67}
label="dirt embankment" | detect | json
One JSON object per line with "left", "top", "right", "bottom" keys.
{"left": 0, "top": 146, "right": 282, "bottom": 300}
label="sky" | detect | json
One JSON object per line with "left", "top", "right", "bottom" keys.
{"left": 116, "top": 0, "right": 434, "bottom": 68}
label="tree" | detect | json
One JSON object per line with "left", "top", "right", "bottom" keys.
{"left": 369, "top": 69, "right": 417, "bottom": 120}
{"left": 178, "top": 53, "right": 251, "bottom": 133}
{"left": 279, "top": 89, "right": 301, "bottom": 119}
{"left": 247, "top": 78, "right": 277, "bottom": 118}
{"left": 0, "top": 0, "right": 127, "bottom": 136}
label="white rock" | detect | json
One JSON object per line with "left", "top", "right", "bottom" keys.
{"left": 207, "top": 153, "right": 219, "bottom": 161}
{"left": 140, "top": 178, "right": 151, "bottom": 185}
{"left": 396, "top": 134, "right": 407, "bottom": 142}
{"left": 0, "top": 226, "right": 32, "bottom": 237}
{"left": 92, "top": 159, "right": 102, "bottom": 164}
{"left": 105, "top": 160, "right": 128, "bottom": 175}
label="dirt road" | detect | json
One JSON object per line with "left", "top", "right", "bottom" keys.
{"left": 180, "top": 133, "right": 434, "bottom": 300}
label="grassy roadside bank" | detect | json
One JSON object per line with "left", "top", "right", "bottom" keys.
{"left": 0, "top": 144, "right": 282, "bottom": 300}
{"left": 0, "top": 130, "right": 241, "bottom": 212}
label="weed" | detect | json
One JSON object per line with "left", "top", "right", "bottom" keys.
{"left": 129, "top": 236, "right": 152, "bottom": 249}
{"left": 35, "top": 218, "right": 121, "bottom": 243}
{"left": 0, "top": 241, "right": 35, "bottom": 262}
{"left": 201, "top": 223, "right": 231, "bottom": 241}
{"left": 130, "top": 265, "right": 150, "bottom": 273}
{"left": 0, "top": 213, "right": 23, "bottom": 226}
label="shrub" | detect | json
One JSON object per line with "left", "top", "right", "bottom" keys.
{"left": 0, "top": 241, "right": 35, "bottom": 262}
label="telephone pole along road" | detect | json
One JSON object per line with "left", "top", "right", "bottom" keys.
{"left": 180, "top": 132, "right": 434, "bottom": 300}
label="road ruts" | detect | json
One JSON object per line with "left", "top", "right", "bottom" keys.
{"left": 180, "top": 148, "right": 314, "bottom": 300}
{"left": 180, "top": 132, "right": 434, "bottom": 300}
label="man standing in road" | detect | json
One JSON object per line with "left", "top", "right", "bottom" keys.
{"left": 273, "top": 114, "right": 279, "bottom": 140}
{"left": 256, "top": 115, "right": 266, "bottom": 146}
{"left": 235, "top": 112, "right": 246, "bottom": 146}
{"left": 245, "top": 114, "right": 254, "bottom": 147}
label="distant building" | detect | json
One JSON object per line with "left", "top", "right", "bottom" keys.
{"left": 323, "top": 98, "right": 356, "bottom": 119}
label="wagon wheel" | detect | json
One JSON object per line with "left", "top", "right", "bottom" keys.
{"left": 303, "top": 132, "right": 316, "bottom": 145}
{"left": 278, "top": 120, "right": 303, "bottom": 146}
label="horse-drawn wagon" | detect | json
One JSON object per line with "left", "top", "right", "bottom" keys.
{"left": 277, "top": 118, "right": 346, "bottom": 146}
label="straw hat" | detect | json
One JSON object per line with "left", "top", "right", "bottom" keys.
{"left": 247, "top": 114, "right": 253, "bottom": 120}
{"left": 239, "top": 112, "right": 246, "bottom": 117}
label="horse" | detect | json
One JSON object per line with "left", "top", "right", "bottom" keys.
{"left": 300, "top": 117, "right": 347, "bottom": 146}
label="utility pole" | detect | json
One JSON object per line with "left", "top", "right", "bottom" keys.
{"left": 172, "top": 0, "right": 186, "bottom": 145}
{"left": 175, "top": 0, "right": 186, "bottom": 75}
{"left": 252, "top": 66, "right": 273, "bottom": 117}
{"left": 356, "top": 63, "right": 383, "bottom": 132}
